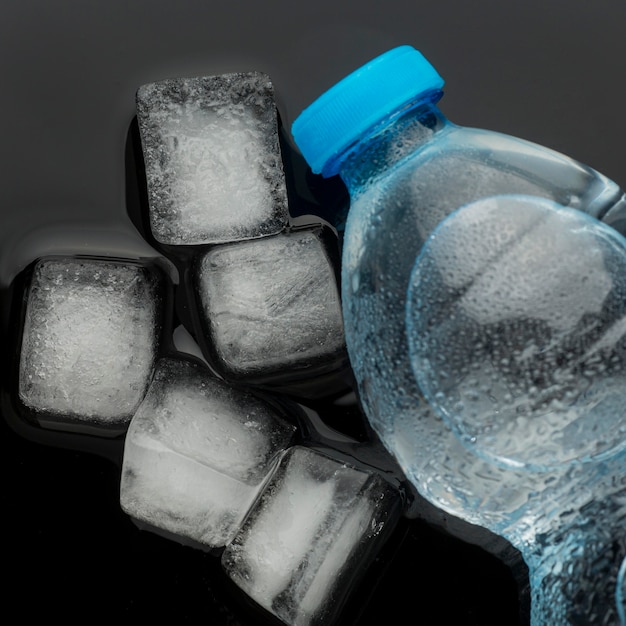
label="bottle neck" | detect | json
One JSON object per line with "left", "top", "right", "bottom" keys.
{"left": 334, "top": 93, "right": 447, "bottom": 194}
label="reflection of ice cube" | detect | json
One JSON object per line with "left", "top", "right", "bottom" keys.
{"left": 222, "top": 446, "right": 402, "bottom": 626}
{"left": 196, "top": 229, "right": 345, "bottom": 377}
{"left": 120, "top": 357, "right": 296, "bottom": 548}
{"left": 136, "top": 73, "right": 289, "bottom": 245}
{"left": 18, "top": 257, "right": 162, "bottom": 425}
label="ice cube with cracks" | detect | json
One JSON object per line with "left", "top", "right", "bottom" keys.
{"left": 136, "top": 72, "right": 289, "bottom": 246}
{"left": 18, "top": 256, "right": 163, "bottom": 428}
{"left": 120, "top": 356, "right": 297, "bottom": 549}
{"left": 195, "top": 228, "right": 346, "bottom": 380}
{"left": 222, "top": 445, "right": 402, "bottom": 626}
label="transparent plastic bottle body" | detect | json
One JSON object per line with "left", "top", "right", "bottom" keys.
{"left": 618, "top": 556, "right": 626, "bottom": 624}
{"left": 338, "top": 102, "right": 626, "bottom": 625}
{"left": 291, "top": 44, "right": 626, "bottom": 623}
{"left": 341, "top": 100, "right": 625, "bottom": 438}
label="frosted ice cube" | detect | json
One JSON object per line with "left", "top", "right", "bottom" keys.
{"left": 18, "top": 257, "right": 162, "bottom": 425}
{"left": 196, "top": 228, "right": 345, "bottom": 378}
{"left": 136, "top": 72, "right": 289, "bottom": 245}
{"left": 222, "top": 446, "right": 402, "bottom": 626}
{"left": 120, "top": 357, "right": 297, "bottom": 548}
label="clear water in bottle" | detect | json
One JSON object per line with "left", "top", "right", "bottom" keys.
{"left": 292, "top": 45, "right": 626, "bottom": 624}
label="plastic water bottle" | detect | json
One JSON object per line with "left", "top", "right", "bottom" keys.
{"left": 618, "top": 555, "right": 626, "bottom": 625}
{"left": 292, "top": 46, "right": 626, "bottom": 624}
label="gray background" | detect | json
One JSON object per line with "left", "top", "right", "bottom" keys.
{"left": 1, "top": 0, "right": 625, "bottom": 623}
{"left": 1, "top": 0, "right": 625, "bottom": 287}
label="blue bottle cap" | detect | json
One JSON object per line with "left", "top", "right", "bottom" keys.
{"left": 291, "top": 45, "right": 444, "bottom": 178}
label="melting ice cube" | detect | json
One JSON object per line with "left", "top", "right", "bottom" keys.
{"left": 222, "top": 446, "right": 402, "bottom": 626}
{"left": 120, "top": 357, "right": 296, "bottom": 548}
{"left": 18, "top": 256, "right": 162, "bottom": 426}
{"left": 196, "top": 228, "right": 345, "bottom": 378}
{"left": 136, "top": 72, "right": 289, "bottom": 245}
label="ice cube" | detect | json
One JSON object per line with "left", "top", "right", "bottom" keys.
{"left": 195, "top": 228, "right": 345, "bottom": 378}
{"left": 136, "top": 72, "right": 289, "bottom": 245}
{"left": 222, "top": 446, "right": 402, "bottom": 626}
{"left": 18, "top": 257, "right": 162, "bottom": 426}
{"left": 120, "top": 357, "right": 297, "bottom": 549}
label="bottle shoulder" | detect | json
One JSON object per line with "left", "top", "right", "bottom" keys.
{"left": 342, "top": 123, "right": 625, "bottom": 273}
{"left": 349, "top": 123, "right": 622, "bottom": 226}
{"left": 414, "top": 124, "right": 597, "bottom": 175}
